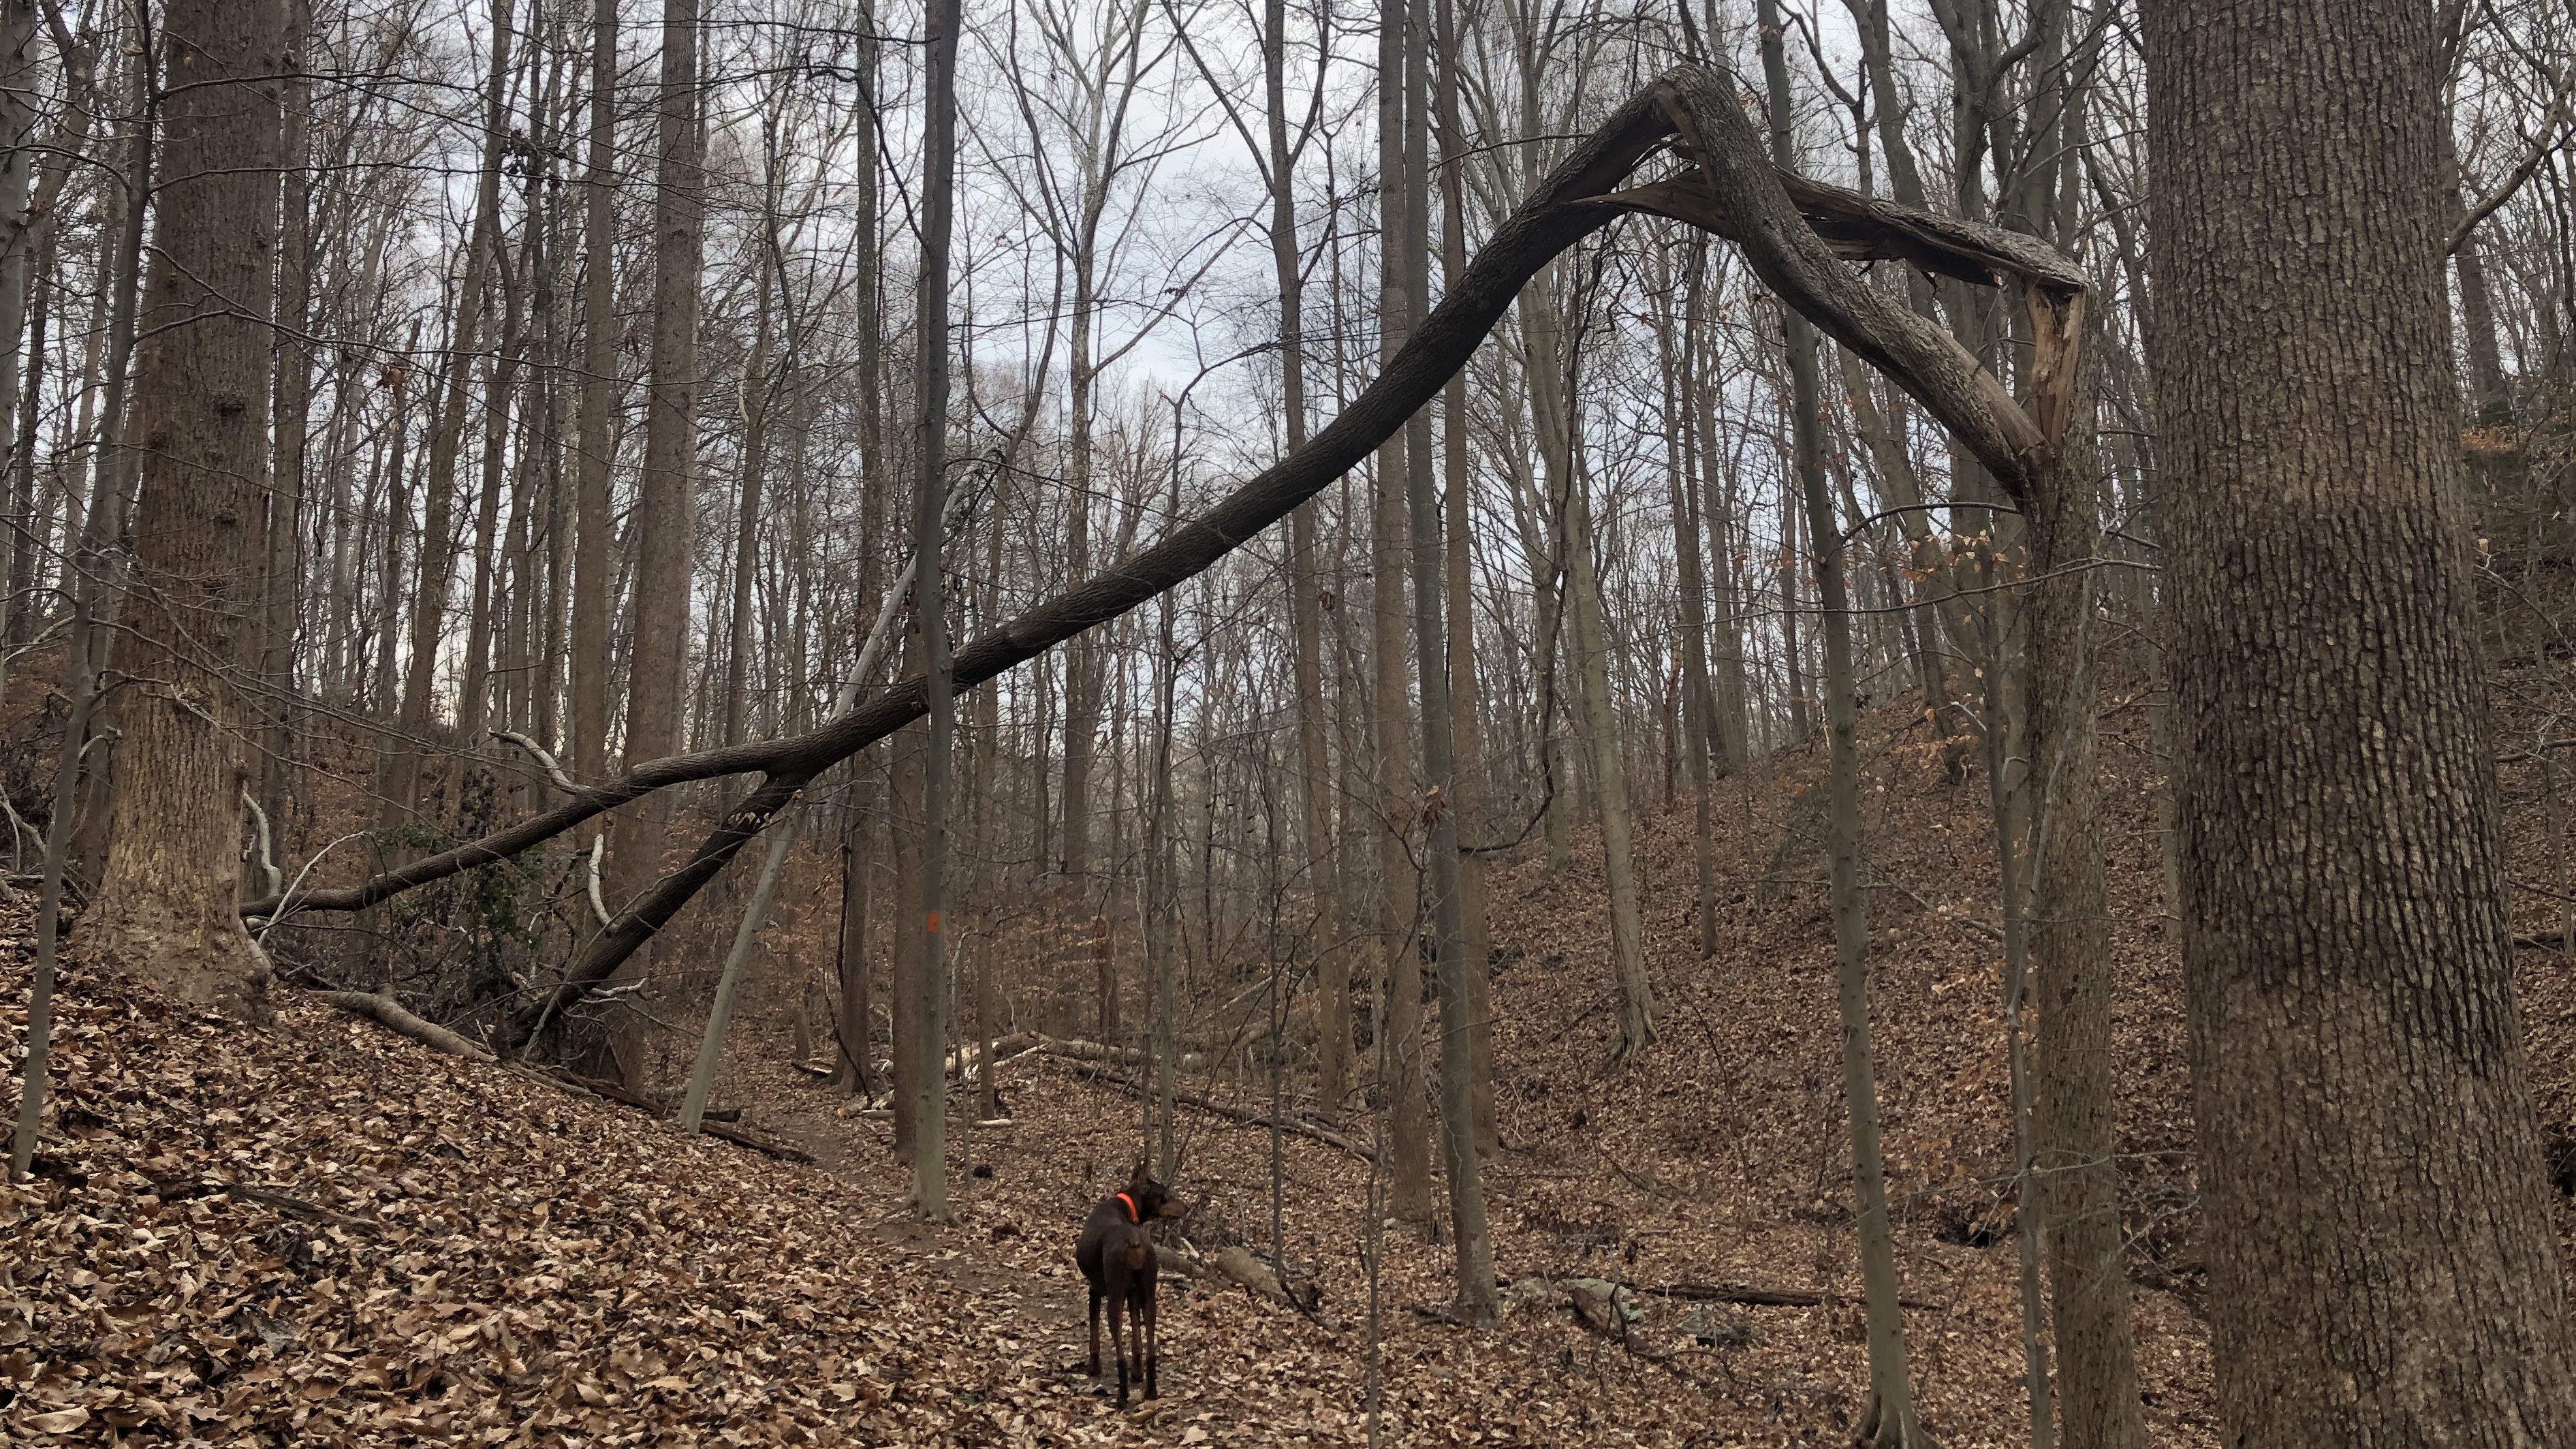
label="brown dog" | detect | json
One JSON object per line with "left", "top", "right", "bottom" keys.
{"left": 1073, "top": 1163, "right": 1188, "bottom": 1405}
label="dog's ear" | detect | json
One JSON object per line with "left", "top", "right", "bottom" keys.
{"left": 1128, "top": 1159, "right": 1152, "bottom": 1190}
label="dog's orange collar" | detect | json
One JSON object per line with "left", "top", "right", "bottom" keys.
{"left": 1116, "top": 1192, "right": 1140, "bottom": 1224}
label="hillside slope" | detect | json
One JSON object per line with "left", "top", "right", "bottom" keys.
{"left": 11, "top": 687, "right": 2576, "bottom": 1445}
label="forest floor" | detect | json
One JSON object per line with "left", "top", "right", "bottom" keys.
{"left": 10, "top": 692, "right": 2576, "bottom": 1446}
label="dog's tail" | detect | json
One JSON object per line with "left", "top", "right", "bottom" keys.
{"left": 1124, "top": 1242, "right": 1149, "bottom": 1273}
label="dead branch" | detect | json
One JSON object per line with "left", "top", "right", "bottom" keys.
{"left": 1643, "top": 1281, "right": 1938, "bottom": 1311}
{"left": 317, "top": 987, "right": 494, "bottom": 1061}
{"left": 503, "top": 1063, "right": 818, "bottom": 1164}
{"left": 148, "top": 1176, "right": 379, "bottom": 1229}
{"left": 1089, "top": 1069, "right": 1367, "bottom": 1159}
{"left": 494, "top": 730, "right": 580, "bottom": 793}
{"left": 240, "top": 786, "right": 282, "bottom": 900}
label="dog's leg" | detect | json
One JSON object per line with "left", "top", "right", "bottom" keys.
{"left": 1127, "top": 1292, "right": 1146, "bottom": 1401}
{"left": 1086, "top": 1286, "right": 1101, "bottom": 1376}
{"left": 1143, "top": 1286, "right": 1159, "bottom": 1400}
{"left": 1108, "top": 1294, "right": 1129, "bottom": 1407}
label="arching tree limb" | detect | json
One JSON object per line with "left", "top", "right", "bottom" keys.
{"left": 249, "top": 65, "right": 2083, "bottom": 1048}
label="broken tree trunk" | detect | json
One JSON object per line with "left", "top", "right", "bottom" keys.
{"left": 242, "top": 64, "right": 2080, "bottom": 1057}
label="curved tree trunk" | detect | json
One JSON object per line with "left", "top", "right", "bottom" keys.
{"left": 2146, "top": 1, "right": 2576, "bottom": 1439}
{"left": 253, "top": 71, "right": 2086, "bottom": 1078}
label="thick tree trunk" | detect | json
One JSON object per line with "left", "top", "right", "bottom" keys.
{"left": 591, "top": 0, "right": 700, "bottom": 1085}
{"left": 614, "top": 0, "right": 702, "bottom": 807}
{"left": 2146, "top": 1, "right": 2576, "bottom": 1439}
{"left": 84, "top": 0, "right": 285, "bottom": 1016}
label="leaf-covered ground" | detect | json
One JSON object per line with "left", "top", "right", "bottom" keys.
{"left": 11, "top": 690, "right": 2576, "bottom": 1445}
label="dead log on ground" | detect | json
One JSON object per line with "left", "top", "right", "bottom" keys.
{"left": 1089, "top": 1070, "right": 1366, "bottom": 1160}
{"left": 1644, "top": 1281, "right": 1937, "bottom": 1311}
{"left": 504, "top": 1063, "right": 817, "bottom": 1166}
{"left": 317, "top": 988, "right": 494, "bottom": 1061}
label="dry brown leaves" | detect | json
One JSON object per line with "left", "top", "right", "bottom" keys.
{"left": 15, "top": 679, "right": 2576, "bottom": 1446}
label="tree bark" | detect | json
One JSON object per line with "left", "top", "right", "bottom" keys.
{"left": 2146, "top": 1, "right": 2576, "bottom": 1439}
{"left": 570, "top": 0, "right": 618, "bottom": 781}
{"left": 258, "top": 0, "right": 314, "bottom": 840}
{"left": 909, "top": 0, "right": 962, "bottom": 1219}
{"left": 2025, "top": 427, "right": 2146, "bottom": 1449}
{"left": 84, "top": 0, "right": 285, "bottom": 1016}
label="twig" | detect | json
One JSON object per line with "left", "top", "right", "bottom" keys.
{"left": 147, "top": 1176, "right": 377, "bottom": 1229}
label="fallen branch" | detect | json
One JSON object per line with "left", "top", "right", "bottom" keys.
{"left": 1642, "top": 1281, "right": 1937, "bottom": 1311}
{"left": 242, "top": 64, "right": 2080, "bottom": 1050}
{"left": 1165, "top": 1242, "right": 1334, "bottom": 1326}
{"left": 1019, "top": 1032, "right": 1204, "bottom": 1073}
{"left": 317, "top": 988, "right": 494, "bottom": 1062}
{"left": 1088, "top": 1069, "right": 1367, "bottom": 1159}
{"left": 501, "top": 1063, "right": 817, "bottom": 1165}
{"left": 148, "top": 1176, "right": 377, "bottom": 1229}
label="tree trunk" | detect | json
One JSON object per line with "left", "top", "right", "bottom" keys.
{"left": 1373, "top": 0, "right": 1432, "bottom": 1225}
{"left": 1543, "top": 345, "right": 1654, "bottom": 1062}
{"left": 1266, "top": 0, "right": 1349, "bottom": 1125}
{"left": 1432, "top": 0, "right": 1494, "bottom": 1155}
{"left": 0, "top": 0, "right": 42, "bottom": 623}
{"left": 2146, "top": 1, "right": 2576, "bottom": 1439}
{"left": 909, "top": 0, "right": 962, "bottom": 1219}
{"left": 1665, "top": 257, "right": 1720, "bottom": 959}
{"left": 603, "top": 0, "right": 703, "bottom": 1025}
{"left": 2026, "top": 433, "right": 2146, "bottom": 1449}
{"left": 1758, "top": 10, "right": 1923, "bottom": 1436}
{"left": 570, "top": 0, "right": 618, "bottom": 781}
{"left": 259, "top": 0, "right": 313, "bottom": 839}
{"left": 83, "top": 0, "right": 285, "bottom": 1016}
{"left": 619, "top": 0, "right": 701, "bottom": 778}
{"left": 722, "top": 246, "right": 774, "bottom": 748}
{"left": 1409, "top": 0, "right": 1490, "bottom": 1312}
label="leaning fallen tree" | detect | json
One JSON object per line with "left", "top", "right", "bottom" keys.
{"left": 243, "top": 65, "right": 2081, "bottom": 1052}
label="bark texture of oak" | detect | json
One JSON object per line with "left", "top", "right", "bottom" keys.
{"left": 2148, "top": 1, "right": 2576, "bottom": 1439}
{"left": 244, "top": 65, "right": 2081, "bottom": 1048}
